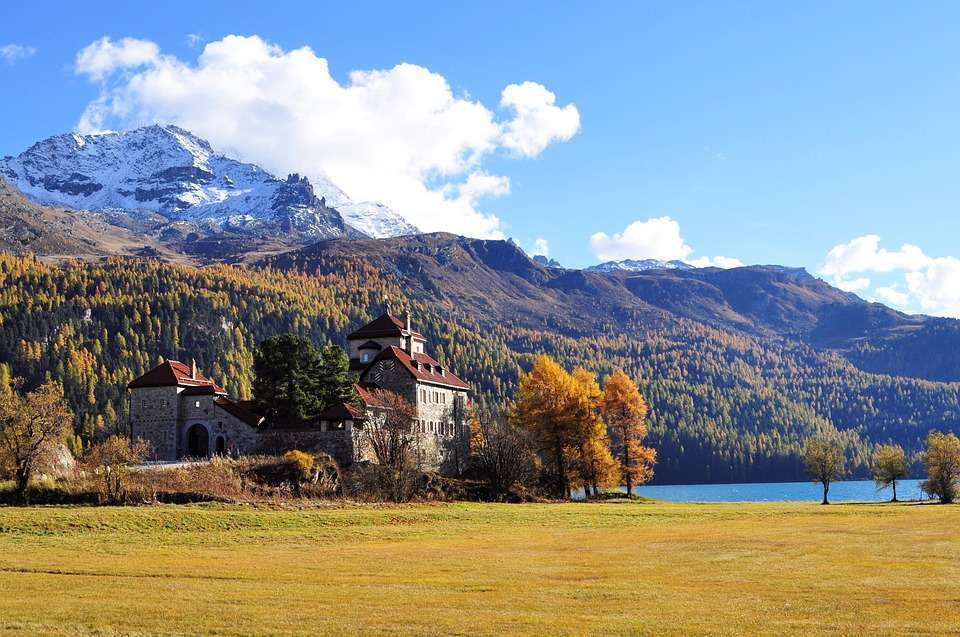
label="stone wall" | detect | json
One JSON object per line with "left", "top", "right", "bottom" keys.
{"left": 258, "top": 428, "right": 356, "bottom": 467}
{"left": 129, "top": 386, "right": 181, "bottom": 461}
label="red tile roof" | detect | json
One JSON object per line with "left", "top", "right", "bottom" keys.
{"left": 318, "top": 401, "right": 366, "bottom": 421}
{"left": 214, "top": 396, "right": 265, "bottom": 428}
{"left": 355, "top": 382, "right": 395, "bottom": 408}
{"left": 128, "top": 360, "right": 227, "bottom": 393}
{"left": 361, "top": 346, "right": 470, "bottom": 390}
{"left": 347, "top": 313, "right": 424, "bottom": 340}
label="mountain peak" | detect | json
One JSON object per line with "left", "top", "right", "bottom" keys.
{"left": 585, "top": 258, "right": 695, "bottom": 273}
{"left": 0, "top": 125, "right": 421, "bottom": 246}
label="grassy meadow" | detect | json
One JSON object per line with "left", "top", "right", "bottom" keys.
{"left": 0, "top": 500, "right": 957, "bottom": 636}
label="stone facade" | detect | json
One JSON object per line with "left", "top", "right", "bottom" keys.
{"left": 128, "top": 311, "right": 472, "bottom": 475}
{"left": 129, "top": 386, "right": 180, "bottom": 460}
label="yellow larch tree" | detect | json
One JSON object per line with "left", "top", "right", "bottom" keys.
{"left": 602, "top": 369, "right": 656, "bottom": 496}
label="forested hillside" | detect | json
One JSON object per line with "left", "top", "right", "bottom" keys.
{"left": 2, "top": 246, "right": 959, "bottom": 483}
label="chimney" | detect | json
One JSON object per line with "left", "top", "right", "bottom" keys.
{"left": 191, "top": 358, "right": 198, "bottom": 380}
{"left": 406, "top": 312, "right": 412, "bottom": 332}
{"left": 385, "top": 300, "right": 392, "bottom": 316}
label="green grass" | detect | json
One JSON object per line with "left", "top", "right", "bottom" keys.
{"left": 0, "top": 500, "right": 957, "bottom": 636}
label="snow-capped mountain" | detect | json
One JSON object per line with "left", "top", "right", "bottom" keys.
{"left": 585, "top": 258, "right": 695, "bottom": 273}
{"left": 0, "top": 124, "right": 418, "bottom": 241}
{"left": 337, "top": 201, "right": 418, "bottom": 238}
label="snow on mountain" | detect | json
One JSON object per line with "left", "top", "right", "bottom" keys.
{"left": 0, "top": 124, "right": 418, "bottom": 240}
{"left": 337, "top": 201, "right": 419, "bottom": 238}
{"left": 585, "top": 258, "right": 695, "bottom": 273}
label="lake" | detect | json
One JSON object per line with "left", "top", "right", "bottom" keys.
{"left": 615, "top": 479, "right": 927, "bottom": 503}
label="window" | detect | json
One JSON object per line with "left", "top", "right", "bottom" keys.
{"left": 141, "top": 400, "right": 147, "bottom": 409}
{"left": 194, "top": 400, "right": 201, "bottom": 408}
{"left": 361, "top": 352, "right": 369, "bottom": 363}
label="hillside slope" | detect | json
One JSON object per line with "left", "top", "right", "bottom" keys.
{"left": 2, "top": 235, "right": 959, "bottom": 483}
{"left": 265, "top": 233, "right": 960, "bottom": 382}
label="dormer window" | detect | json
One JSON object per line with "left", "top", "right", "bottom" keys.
{"left": 361, "top": 353, "right": 370, "bottom": 363}
{"left": 438, "top": 366, "right": 445, "bottom": 376}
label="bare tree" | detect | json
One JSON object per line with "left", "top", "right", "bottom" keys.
{"left": 0, "top": 380, "right": 73, "bottom": 503}
{"left": 472, "top": 408, "right": 537, "bottom": 499}
{"left": 361, "top": 389, "right": 418, "bottom": 501}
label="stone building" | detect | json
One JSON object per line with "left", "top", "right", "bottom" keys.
{"left": 128, "top": 359, "right": 263, "bottom": 460}
{"left": 127, "top": 310, "right": 471, "bottom": 473}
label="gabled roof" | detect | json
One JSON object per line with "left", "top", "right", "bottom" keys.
{"left": 357, "top": 340, "right": 384, "bottom": 350}
{"left": 360, "top": 346, "right": 470, "bottom": 390}
{"left": 318, "top": 401, "right": 366, "bottom": 421}
{"left": 355, "top": 382, "right": 394, "bottom": 408}
{"left": 347, "top": 312, "right": 424, "bottom": 340}
{"left": 214, "top": 396, "right": 265, "bottom": 428}
{"left": 128, "top": 360, "right": 227, "bottom": 393}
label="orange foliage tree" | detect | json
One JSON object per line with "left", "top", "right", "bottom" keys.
{"left": 602, "top": 370, "right": 656, "bottom": 495}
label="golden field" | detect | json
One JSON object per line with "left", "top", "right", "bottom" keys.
{"left": 0, "top": 500, "right": 957, "bottom": 636}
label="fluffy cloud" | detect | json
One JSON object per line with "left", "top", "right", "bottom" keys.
{"left": 0, "top": 44, "right": 37, "bottom": 64}
{"left": 75, "top": 37, "right": 161, "bottom": 80}
{"left": 820, "top": 235, "right": 960, "bottom": 317}
{"left": 821, "top": 235, "right": 930, "bottom": 278}
{"left": 532, "top": 237, "right": 550, "bottom": 257}
{"left": 688, "top": 255, "right": 746, "bottom": 269}
{"left": 73, "top": 35, "right": 579, "bottom": 238}
{"left": 589, "top": 216, "right": 741, "bottom": 267}
{"left": 499, "top": 82, "right": 580, "bottom": 157}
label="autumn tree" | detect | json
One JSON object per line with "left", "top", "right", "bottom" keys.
{"left": 602, "top": 369, "right": 656, "bottom": 496}
{"left": 512, "top": 356, "right": 583, "bottom": 497}
{"left": 922, "top": 431, "right": 960, "bottom": 504}
{"left": 84, "top": 435, "right": 151, "bottom": 504}
{"left": 871, "top": 444, "right": 908, "bottom": 502}
{"left": 0, "top": 381, "right": 73, "bottom": 503}
{"left": 512, "top": 356, "right": 618, "bottom": 498}
{"left": 803, "top": 437, "right": 845, "bottom": 505}
{"left": 568, "top": 368, "right": 619, "bottom": 497}
{"left": 361, "top": 389, "right": 419, "bottom": 502}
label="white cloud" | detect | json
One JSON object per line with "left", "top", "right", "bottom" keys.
{"left": 186, "top": 33, "right": 204, "bottom": 48}
{"left": 590, "top": 217, "right": 693, "bottom": 262}
{"left": 75, "top": 37, "right": 161, "bottom": 80}
{"left": 532, "top": 237, "right": 549, "bottom": 257}
{"left": 821, "top": 235, "right": 960, "bottom": 317}
{"left": 499, "top": 81, "right": 580, "bottom": 157}
{"left": 904, "top": 257, "right": 960, "bottom": 317}
{"left": 0, "top": 44, "right": 37, "bottom": 64}
{"left": 589, "top": 216, "right": 741, "bottom": 268}
{"left": 873, "top": 285, "right": 910, "bottom": 307}
{"left": 688, "top": 255, "right": 746, "bottom": 269}
{"left": 821, "top": 234, "right": 931, "bottom": 278}
{"left": 72, "top": 35, "right": 579, "bottom": 238}
{"left": 833, "top": 277, "right": 872, "bottom": 293}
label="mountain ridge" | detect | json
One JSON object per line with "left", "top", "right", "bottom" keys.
{"left": 0, "top": 125, "right": 419, "bottom": 257}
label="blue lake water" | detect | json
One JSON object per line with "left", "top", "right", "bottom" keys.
{"left": 620, "top": 479, "right": 927, "bottom": 503}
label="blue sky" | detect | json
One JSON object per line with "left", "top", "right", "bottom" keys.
{"left": 3, "top": 2, "right": 960, "bottom": 314}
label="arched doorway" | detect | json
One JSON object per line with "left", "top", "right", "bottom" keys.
{"left": 186, "top": 424, "right": 209, "bottom": 458}
{"left": 215, "top": 435, "right": 226, "bottom": 456}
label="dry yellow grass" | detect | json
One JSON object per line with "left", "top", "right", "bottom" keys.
{"left": 0, "top": 500, "right": 957, "bottom": 636}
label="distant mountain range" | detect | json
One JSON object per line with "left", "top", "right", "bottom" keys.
{"left": 0, "top": 125, "right": 417, "bottom": 261}
{"left": 585, "top": 258, "right": 694, "bottom": 273}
